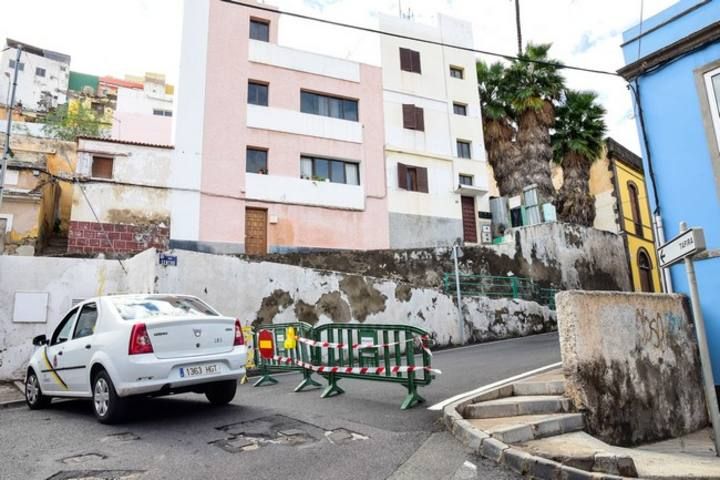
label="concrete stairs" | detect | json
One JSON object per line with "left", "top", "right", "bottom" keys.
{"left": 42, "top": 236, "right": 68, "bottom": 256}
{"left": 462, "top": 373, "right": 584, "bottom": 444}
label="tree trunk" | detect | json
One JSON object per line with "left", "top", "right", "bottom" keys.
{"left": 482, "top": 118, "right": 524, "bottom": 197}
{"left": 515, "top": 100, "right": 556, "bottom": 202}
{"left": 556, "top": 151, "right": 596, "bottom": 227}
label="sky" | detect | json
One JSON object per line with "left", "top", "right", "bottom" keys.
{"left": 0, "top": 0, "right": 679, "bottom": 154}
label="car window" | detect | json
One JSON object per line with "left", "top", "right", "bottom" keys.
{"left": 111, "top": 296, "right": 219, "bottom": 321}
{"left": 73, "top": 303, "right": 98, "bottom": 339}
{"left": 51, "top": 307, "right": 79, "bottom": 346}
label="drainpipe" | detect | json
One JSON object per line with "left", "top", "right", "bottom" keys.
{"left": 654, "top": 214, "right": 673, "bottom": 293}
{"left": 452, "top": 242, "right": 464, "bottom": 345}
{"left": 0, "top": 45, "right": 22, "bottom": 209}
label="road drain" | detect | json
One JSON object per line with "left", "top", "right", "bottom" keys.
{"left": 212, "top": 415, "right": 368, "bottom": 453}
{"left": 61, "top": 453, "right": 108, "bottom": 464}
{"left": 46, "top": 470, "right": 144, "bottom": 480}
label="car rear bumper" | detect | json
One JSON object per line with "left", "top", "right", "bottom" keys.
{"left": 113, "top": 347, "right": 247, "bottom": 397}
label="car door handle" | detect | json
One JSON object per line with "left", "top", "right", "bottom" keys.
{"left": 85, "top": 345, "right": 92, "bottom": 350}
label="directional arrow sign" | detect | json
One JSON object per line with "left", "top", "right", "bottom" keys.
{"left": 658, "top": 227, "right": 706, "bottom": 268}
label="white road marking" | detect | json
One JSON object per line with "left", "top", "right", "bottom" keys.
{"left": 427, "top": 361, "right": 562, "bottom": 411}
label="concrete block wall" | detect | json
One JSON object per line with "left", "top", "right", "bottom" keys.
{"left": 68, "top": 221, "right": 169, "bottom": 255}
{"left": 557, "top": 290, "right": 707, "bottom": 446}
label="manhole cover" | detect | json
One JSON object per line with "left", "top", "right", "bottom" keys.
{"left": 46, "top": 470, "right": 143, "bottom": 480}
{"left": 61, "top": 453, "right": 107, "bottom": 465}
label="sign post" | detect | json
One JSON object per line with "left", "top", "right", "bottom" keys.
{"left": 254, "top": 329, "right": 278, "bottom": 387}
{"left": 660, "top": 223, "right": 719, "bottom": 456}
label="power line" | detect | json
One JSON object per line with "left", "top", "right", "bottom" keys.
{"left": 220, "top": 0, "right": 621, "bottom": 77}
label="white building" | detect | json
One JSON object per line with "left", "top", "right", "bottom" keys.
{"left": 0, "top": 39, "right": 70, "bottom": 112}
{"left": 112, "top": 73, "right": 174, "bottom": 145}
{"left": 379, "top": 14, "right": 489, "bottom": 248}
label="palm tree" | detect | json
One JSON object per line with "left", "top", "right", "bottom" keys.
{"left": 505, "top": 43, "right": 565, "bottom": 201}
{"left": 552, "top": 90, "right": 607, "bottom": 226}
{"left": 476, "top": 61, "right": 523, "bottom": 196}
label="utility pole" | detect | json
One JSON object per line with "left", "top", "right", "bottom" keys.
{"left": 0, "top": 45, "right": 22, "bottom": 209}
{"left": 514, "top": 0, "right": 523, "bottom": 55}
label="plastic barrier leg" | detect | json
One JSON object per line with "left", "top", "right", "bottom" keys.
{"left": 320, "top": 372, "right": 345, "bottom": 398}
{"left": 253, "top": 365, "right": 279, "bottom": 387}
{"left": 400, "top": 376, "right": 425, "bottom": 410}
{"left": 294, "top": 370, "right": 322, "bottom": 392}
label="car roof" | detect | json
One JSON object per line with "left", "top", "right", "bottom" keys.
{"left": 79, "top": 293, "right": 202, "bottom": 304}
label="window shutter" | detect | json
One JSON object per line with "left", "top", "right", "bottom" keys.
{"left": 397, "top": 163, "right": 408, "bottom": 189}
{"left": 402, "top": 104, "right": 416, "bottom": 130}
{"left": 417, "top": 167, "right": 429, "bottom": 193}
{"left": 399, "top": 48, "right": 410, "bottom": 71}
{"left": 412, "top": 50, "right": 421, "bottom": 73}
{"left": 415, "top": 106, "right": 425, "bottom": 131}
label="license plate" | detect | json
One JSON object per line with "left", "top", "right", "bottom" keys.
{"left": 179, "top": 363, "right": 218, "bottom": 378}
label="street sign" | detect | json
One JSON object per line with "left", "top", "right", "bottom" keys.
{"left": 258, "top": 329, "right": 274, "bottom": 359}
{"left": 159, "top": 253, "right": 178, "bottom": 266}
{"left": 657, "top": 227, "right": 706, "bottom": 268}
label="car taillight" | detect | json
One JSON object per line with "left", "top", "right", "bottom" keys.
{"left": 128, "top": 323, "right": 154, "bottom": 355}
{"left": 234, "top": 319, "right": 245, "bottom": 346}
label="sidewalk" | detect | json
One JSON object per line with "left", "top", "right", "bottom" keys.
{"left": 0, "top": 381, "right": 25, "bottom": 408}
{"left": 444, "top": 368, "right": 720, "bottom": 479}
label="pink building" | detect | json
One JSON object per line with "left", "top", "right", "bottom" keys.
{"left": 170, "top": 0, "right": 389, "bottom": 254}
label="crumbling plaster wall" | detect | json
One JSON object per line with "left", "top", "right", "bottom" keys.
{"left": 0, "top": 249, "right": 156, "bottom": 379}
{"left": 257, "top": 223, "right": 632, "bottom": 292}
{"left": 157, "top": 249, "right": 555, "bottom": 346}
{"left": 557, "top": 290, "right": 707, "bottom": 446}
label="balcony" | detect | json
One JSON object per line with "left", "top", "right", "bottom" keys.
{"left": 247, "top": 105, "right": 363, "bottom": 143}
{"left": 245, "top": 172, "right": 364, "bottom": 210}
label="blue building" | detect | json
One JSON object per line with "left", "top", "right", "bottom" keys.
{"left": 620, "top": 0, "right": 720, "bottom": 381}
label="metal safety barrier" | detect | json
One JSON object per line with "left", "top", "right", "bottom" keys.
{"left": 442, "top": 273, "right": 559, "bottom": 309}
{"left": 252, "top": 322, "right": 438, "bottom": 410}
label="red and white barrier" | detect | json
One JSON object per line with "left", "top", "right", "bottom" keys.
{"left": 270, "top": 355, "right": 441, "bottom": 375}
{"left": 297, "top": 335, "right": 433, "bottom": 357}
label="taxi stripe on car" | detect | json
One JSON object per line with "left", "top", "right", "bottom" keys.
{"left": 41, "top": 347, "right": 69, "bottom": 390}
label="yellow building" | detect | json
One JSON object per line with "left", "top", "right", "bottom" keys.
{"left": 552, "top": 138, "right": 662, "bottom": 292}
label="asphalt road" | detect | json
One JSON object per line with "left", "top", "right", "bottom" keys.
{"left": 0, "top": 333, "right": 560, "bottom": 480}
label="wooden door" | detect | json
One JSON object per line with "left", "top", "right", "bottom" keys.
{"left": 461, "top": 196, "right": 477, "bottom": 243}
{"left": 245, "top": 208, "right": 267, "bottom": 255}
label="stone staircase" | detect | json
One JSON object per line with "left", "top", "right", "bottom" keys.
{"left": 461, "top": 372, "right": 584, "bottom": 445}
{"left": 42, "top": 236, "right": 68, "bottom": 256}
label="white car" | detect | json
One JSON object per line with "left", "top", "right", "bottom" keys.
{"left": 25, "top": 294, "right": 248, "bottom": 424}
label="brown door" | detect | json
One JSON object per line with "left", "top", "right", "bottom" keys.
{"left": 245, "top": 208, "right": 267, "bottom": 255}
{"left": 461, "top": 196, "right": 477, "bottom": 243}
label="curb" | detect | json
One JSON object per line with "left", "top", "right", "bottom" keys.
{"left": 0, "top": 381, "right": 25, "bottom": 409}
{"left": 443, "top": 388, "right": 627, "bottom": 480}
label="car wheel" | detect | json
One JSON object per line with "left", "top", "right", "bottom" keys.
{"left": 205, "top": 380, "right": 237, "bottom": 406}
{"left": 92, "top": 370, "right": 127, "bottom": 424}
{"left": 25, "top": 370, "right": 51, "bottom": 409}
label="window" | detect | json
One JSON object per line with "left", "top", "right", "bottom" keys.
{"left": 399, "top": 48, "right": 421, "bottom": 73}
{"left": 247, "top": 147, "right": 268, "bottom": 174}
{"left": 249, "top": 18, "right": 270, "bottom": 42}
{"left": 35, "top": 67, "right": 46, "bottom": 77}
{"left": 111, "top": 296, "right": 218, "bottom": 321}
{"left": 73, "top": 303, "right": 98, "bottom": 339}
{"left": 8, "top": 59, "right": 24, "bottom": 71}
{"left": 627, "top": 182, "right": 643, "bottom": 237}
{"left": 457, "top": 140, "right": 472, "bottom": 159}
{"left": 638, "top": 249, "right": 654, "bottom": 293}
{"left": 453, "top": 103, "right": 467, "bottom": 116}
{"left": 51, "top": 307, "right": 79, "bottom": 346}
{"left": 301, "top": 156, "right": 359, "bottom": 185}
{"left": 397, "top": 163, "right": 428, "bottom": 193}
{"left": 450, "top": 66, "right": 464, "bottom": 79}
{"left": 402, "top": 104, "right": 424, "bottom": 131}
{"left": 459, "top": 174, "right": 473, "bottom": 186}
{"left": 300, "top": 91, "right": 358, "bottom": 121}
{"left": 152, "top": 109, "right": 172, "bottom": 117}
{"left": 91, "top": 156, "right": 114, "bottom": 179}
{"left": 248, "top": 81, "right": 269, "bottom": 106}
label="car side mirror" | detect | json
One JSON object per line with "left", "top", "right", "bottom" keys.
{"left": 32, "top": 335, "right": 48, "bottom": 346}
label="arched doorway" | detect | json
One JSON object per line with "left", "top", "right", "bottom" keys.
{"left": 638, "top": 248, "right": 654, "bottom": 292}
